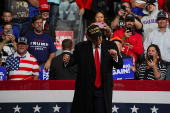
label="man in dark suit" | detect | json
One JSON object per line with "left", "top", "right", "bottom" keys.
{"left": 49, "top": 39, "right": 77, "bottom": 80}
{"left": 63, "top": 25, "right": 123, "bottom": 113}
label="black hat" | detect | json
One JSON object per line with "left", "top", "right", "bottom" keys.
{"left": 157, "top": 11, "right": 168, "bottom": 19}
{"left": 86, "top": 25, "right": 102, "bottom": 39}
{"left": 18, "top": 37, "right": 27, "bottom": 44}
{"left": 125, "top": 14, "right": 135, "bottom": 21}
{"left": 147, "top": 0, "right": 156, "bottom": 4}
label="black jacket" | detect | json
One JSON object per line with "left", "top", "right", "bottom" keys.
{"left": 49, "top": 52, "right": 77, "bottom": 80}
{"left": 67, "top": 40, "right": 123, "bottom": 113}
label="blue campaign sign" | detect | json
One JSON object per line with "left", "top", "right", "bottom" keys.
{"left": 113, "top": 58, "right": 134, "bottom": 80}
{"left": 0, "top": 67, "right": 6, "bottom": 81}
{"left": 39, "top": 67, "right": 49, "bottom": 80}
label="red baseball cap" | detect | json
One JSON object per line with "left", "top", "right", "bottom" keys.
{"left": 39, "top": 4, "right": 50, "bottom": 12}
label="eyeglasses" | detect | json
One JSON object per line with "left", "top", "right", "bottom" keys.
{"left": 34, "top": 22, "right": 43, "bottom": 24}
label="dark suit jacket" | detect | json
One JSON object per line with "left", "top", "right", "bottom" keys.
{"left": 49, "top": 52, "right": 77, "bottom": 80}
{"left": 67, "top": 40, "right": 123, "bottom": 113}
{"left": 121, "top": 52, "right": 132, "bottom": 59}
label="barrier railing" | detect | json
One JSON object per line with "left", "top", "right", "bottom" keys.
{"left": 0, "top": 80, "right": 170, "bottom": 91}
{"left": 0, "top": 80, "right": 170, "bottom": 113}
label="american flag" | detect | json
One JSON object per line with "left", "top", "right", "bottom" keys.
{"left": 5, "top": 52, "right": 39, "bottom": 80}
{"left": 0, "top": 81, "right": 170, "bottom": 113}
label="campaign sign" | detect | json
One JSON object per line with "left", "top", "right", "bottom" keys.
{"left": 113, "top": 58, "right": 134, "bottom": 80}
{"left": 0, "top": 67, "right": 6, "bottom": 81}
{"left": 39, "top": 67, "right": 49, "bottom": 80}
{"left": 55, "top": 31, "right": 74, "bottom": 50}
{"left": 121, "top": 45, "right": 129, "bottom": 55}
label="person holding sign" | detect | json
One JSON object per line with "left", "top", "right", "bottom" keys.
{"left": 131, "top": 44, "right": 167, "bottom": 80}
{"left": 63, "top": 25, "right": 123, "bottom": 113}
{"left": 111, "top": 36, "right": 136, "bottom": 80}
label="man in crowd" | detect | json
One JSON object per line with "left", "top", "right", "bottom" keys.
{"left": 5, "top": 37, "right": 39, "bottom": 80}
{"left": 144, "top": 11, "right": 170, "bottom": 80}
{"left": 113, "top": 13, "right": 143, "bottom": 67}
{"left": 25, "top": 2, "right": 56, "bottom": 42}
{"left": 111, "top": 1, "right": 143, "bottom": 34}
{"left": 49, "top": 39, "right": 77, "bottom": 80}
{"left": 0, "top": 22, "right": 17, "bottom": 66}
{"left": 0, "top": 10, "right": 19, "bottom": 38}
{"left": 141, "top": 0, "right": 159, "bottom": 42}
{"left": 24, "top": 15, "right": 57, "bottom": 71}
{"left": 63, "top": 25, "right": 123, "bottom": 113}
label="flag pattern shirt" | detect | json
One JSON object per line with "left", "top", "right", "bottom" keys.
{"left": 5, "top": 52, "right": 39, "bottom": 80}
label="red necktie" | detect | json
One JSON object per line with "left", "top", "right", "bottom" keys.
{"left": 94, "top": 46, "right": 101, "bottom": 88}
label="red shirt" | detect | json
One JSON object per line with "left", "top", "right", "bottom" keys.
{"left": 158, "top": 0, "right": 166, "bottom": 9}
{"left": 113, "top": 29, "right": 143, "bottom": 65}
{"left": 76, "top": 0, "right": 92, "bottom": 10}
{"left": 76, "top": 0, "right": 107, "bottom": 10}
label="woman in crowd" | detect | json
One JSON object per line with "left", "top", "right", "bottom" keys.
{"left": 90, "top": 11, "right": 112, "bottom": 40}
{"left": 131, "top": 44, "right": 167, "bottom": 80}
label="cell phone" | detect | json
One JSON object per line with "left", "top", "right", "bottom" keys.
{"left": 126, "top": 27, "right": 132, "bottom": 33}
{"left": 148, "top": 55, "right": 153, "bottom": 62}
{"left": 94, "top": 23, "right": 104, "bottom": 28}
{"left": 121, "top": 5, "right": 126, "bottom": 11}
{"left": 7, "top": 29, "right": 13, "bottom": 35}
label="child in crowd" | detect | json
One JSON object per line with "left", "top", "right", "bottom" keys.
{"left": 0, "top": 10, "right": 19, "bottom": 38}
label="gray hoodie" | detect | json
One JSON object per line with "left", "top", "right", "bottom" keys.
{"left": 141, "top": 2, "right": 159, "bottom": 42}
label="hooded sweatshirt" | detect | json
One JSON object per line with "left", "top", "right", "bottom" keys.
{"left": 141, "top": 2, "right": 159, "bottom": 42}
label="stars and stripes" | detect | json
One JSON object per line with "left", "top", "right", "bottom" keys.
{"left": 0, "top": 102, "right": 169, "bottom": 113}
{"left": 0, "top": 80, "right": 170, "bottom": 113}
{"left": 111, "top": 104, "right": 162, "bottom": 113}
{"left": 5, "top": 52, "right": 39, "bottom": 80}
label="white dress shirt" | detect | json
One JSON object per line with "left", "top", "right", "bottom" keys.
{"left": 144, "top": 27, "right": 170, "bottom": 62}
{"left": 92, "top": 43, "right": 101, "bottom": 61}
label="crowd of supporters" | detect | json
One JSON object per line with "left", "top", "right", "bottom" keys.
{"left": 1, "top": 0, "right": 170, "bottom": 80}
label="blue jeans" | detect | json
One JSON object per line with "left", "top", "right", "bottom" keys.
{"left": 13, "top": 21, "right": 29, "bottom": 37}
{"left": 49, "top": 3, "right": 59, "bottom": 27}
{"left": 166, "top": 65, "right": 170, "bottom": 80}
